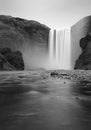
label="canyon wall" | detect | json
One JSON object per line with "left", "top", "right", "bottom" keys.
{"left": 71, "top": 16, "right": 91, "bottom": 69}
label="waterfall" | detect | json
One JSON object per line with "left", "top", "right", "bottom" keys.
{"left": 48, "top": 28, "right": 71, "bottom": 69}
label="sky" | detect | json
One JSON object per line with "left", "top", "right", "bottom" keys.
{"left": 0, "top": 0, "right": 91, "bottom": 29}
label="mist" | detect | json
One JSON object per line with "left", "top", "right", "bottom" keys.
{"left": 21, "top": 40, "right": 49, "bottom": 70}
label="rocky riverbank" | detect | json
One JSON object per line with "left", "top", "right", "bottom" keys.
{"left": 48, "top": 70, "right": 91, "bottom": 82}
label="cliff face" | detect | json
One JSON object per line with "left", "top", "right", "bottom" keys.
{"left": 74, "top": 33, "right": 91, "bottom": 70}
{"left": 71, "top": 16, "right": 91, "bottom": 68}
{"left": 0, "top": 15, "right": 50, "bottom": 70}
{"left": 0, "top": 15, "right": 50, "bottom": 49}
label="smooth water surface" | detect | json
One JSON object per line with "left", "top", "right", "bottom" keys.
{"left": 0, "top": 71, "right": 91, "bottom": 130}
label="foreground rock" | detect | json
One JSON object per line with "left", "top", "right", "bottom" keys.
{"left": 0, "top": 48, "right": 24, "bottom": 70}
{"left": 75, "top": 33, "right": 91, "bottom": 70}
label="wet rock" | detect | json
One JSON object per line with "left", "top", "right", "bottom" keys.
{"left": 51, "top": 72, "right": 58, "bottom": 77}
{"left": 0, "top": 53, "right": 15, "bottom": 70}
{"left": 49, "top": 70, "right": 91, "bottom": 82}
{"left": 0, "top": 48, "right": 24, "bottom": 70}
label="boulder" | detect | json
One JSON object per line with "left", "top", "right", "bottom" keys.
{"left": 0, "top": 48, "right": 24, "bottom": 70}
{"left": 0, "top": 54, "right": 15, "bottom": 70}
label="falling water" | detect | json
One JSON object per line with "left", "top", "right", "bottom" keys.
{"left": 49, "top": 28, "right": 71, "bottom": 69}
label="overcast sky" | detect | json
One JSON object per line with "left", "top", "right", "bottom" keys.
{"left": 0, "top": 0, "right": 91, "bottom": 28}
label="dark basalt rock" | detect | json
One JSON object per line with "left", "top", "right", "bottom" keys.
{"left": 0, "top": 53, "right": 15, "bottom": 70}
{"left": 0, "top": 48, "right": 24, "bottom": 70}
{"left": 74, "top": 33, "right": 91, "bottom": 70}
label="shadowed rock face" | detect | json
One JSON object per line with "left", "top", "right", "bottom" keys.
{"left": 74, "top": 33, "right": 91, "bottom": 70}
{"left": 0, "top": 48, "right": 24, "bottom": 70}
{"left": 71, "top": 15, "right": 91, "bottom": 68}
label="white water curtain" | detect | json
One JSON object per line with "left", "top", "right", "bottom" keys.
{"left": 49, "top": 28, "right": 71, "bottom": 69}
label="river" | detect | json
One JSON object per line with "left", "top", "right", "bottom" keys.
{"left": 0, "top": 70, "right": 91, "bottom": 130}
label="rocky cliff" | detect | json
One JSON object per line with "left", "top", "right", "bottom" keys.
{"left": 0, "top": 15, "right": 50, "bottom": 70}
{"left": 71, "top": 15, "right": 91, "bottom": 68}
{"left": 0, "top": 15, "right": 50, "bottom": 49}
{"left": 74, "top": 33, "right": 91, "bottom": 70}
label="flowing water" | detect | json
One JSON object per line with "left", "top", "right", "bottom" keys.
{"left": 49, "top": 29, "right": 71, "bottom": 69}
{"left": 0, "top": 70, "right": 91, "bottom": 130}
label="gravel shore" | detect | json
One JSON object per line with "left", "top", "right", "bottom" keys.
{"left": 47, "top": 70, "right": 91, "bottom": 82}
